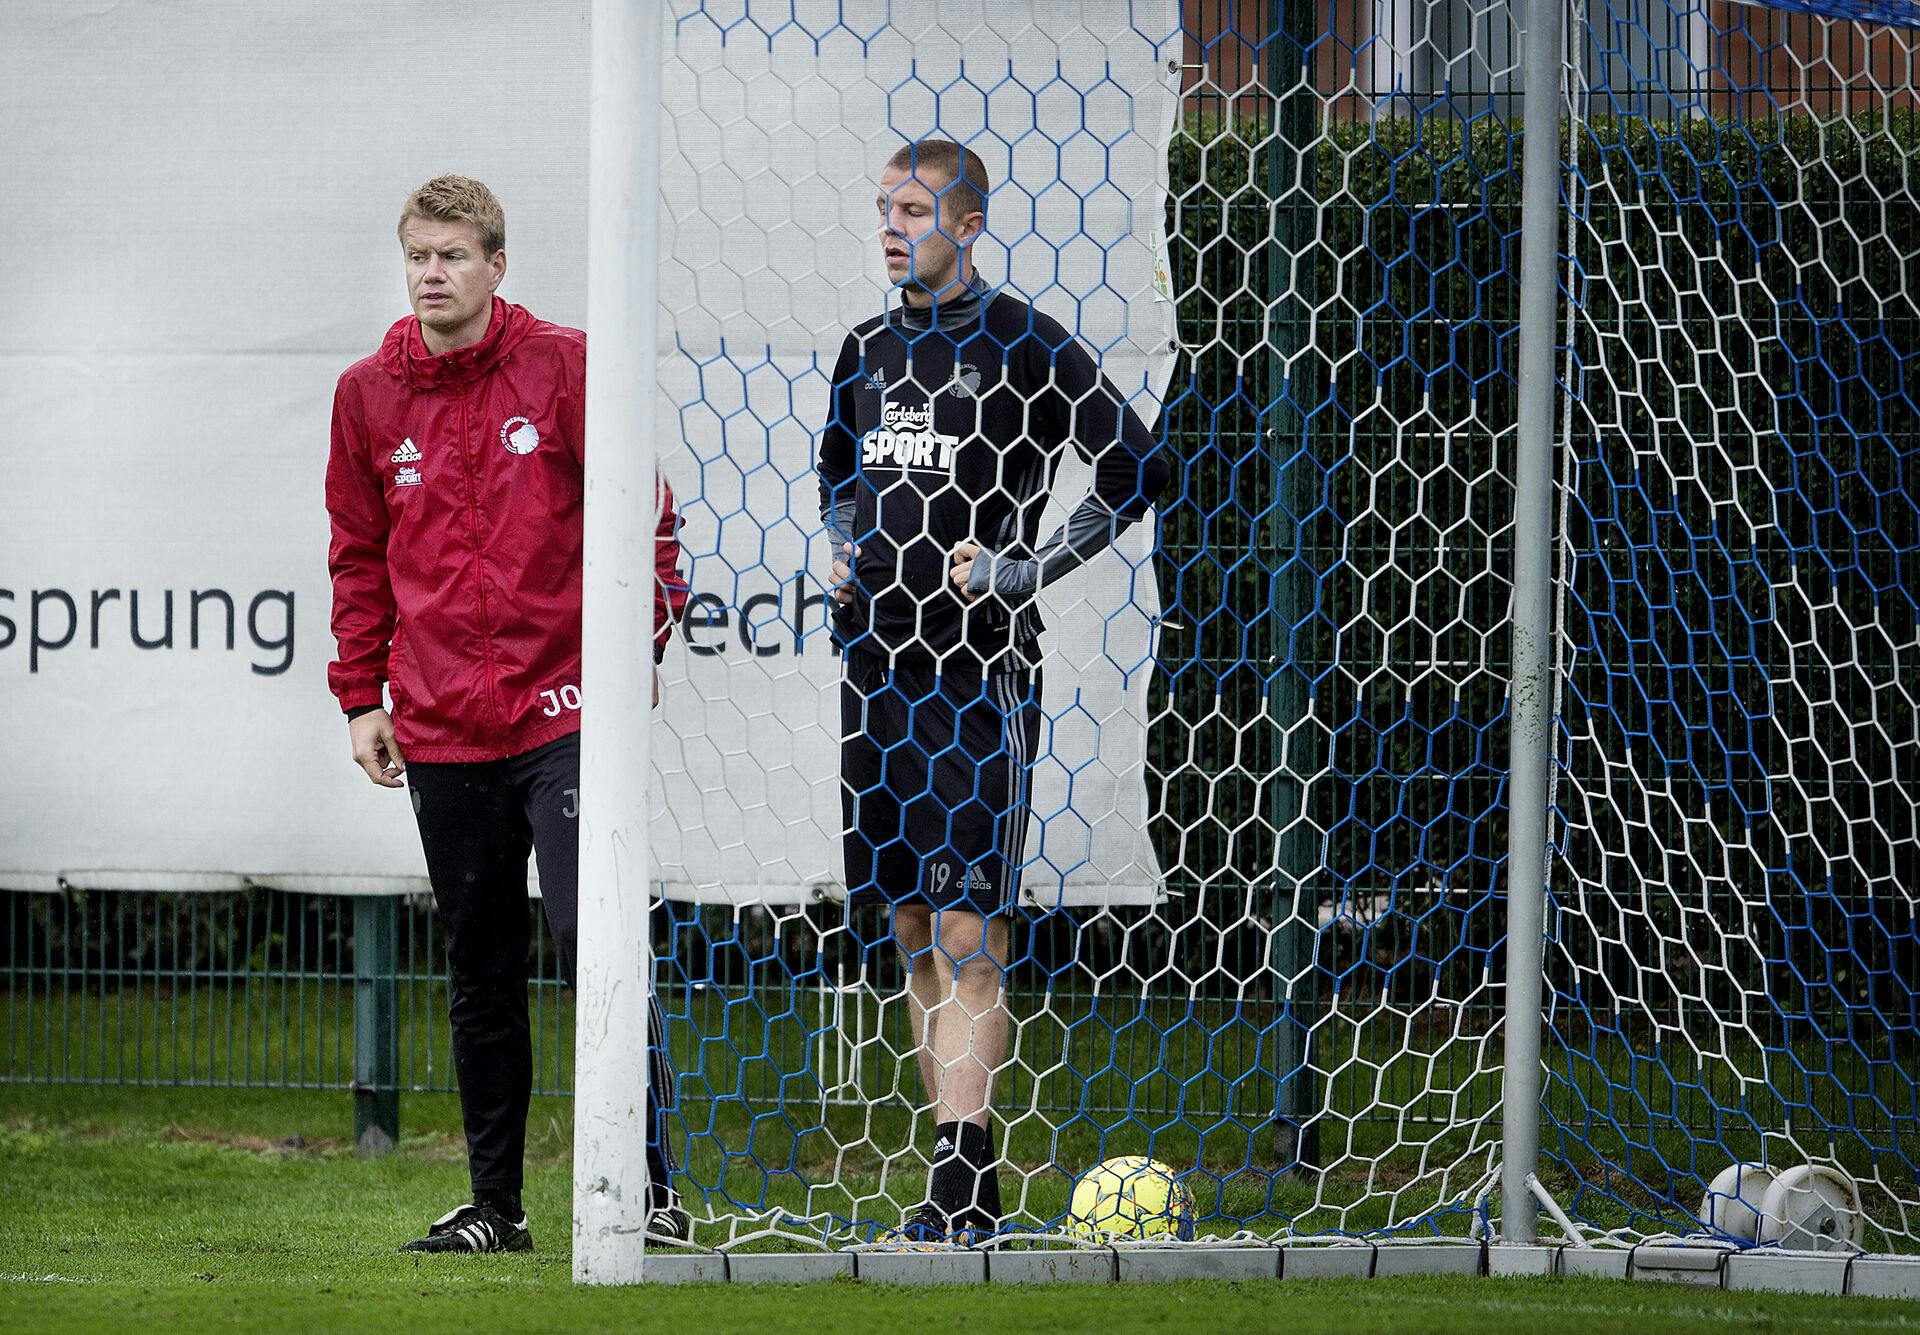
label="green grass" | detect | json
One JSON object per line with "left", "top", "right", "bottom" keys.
{"left": 4, "top": 1084, "right": 1917, "bottom": 1334}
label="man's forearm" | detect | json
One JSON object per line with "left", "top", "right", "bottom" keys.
{"left": 824, "top": 496, "right": 857, "bottom": 548}
{"left": 964, "top": 498, "right": 1126, "bottom": 600}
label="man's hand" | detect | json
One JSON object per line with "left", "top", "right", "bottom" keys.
{"left": 349, "top": 708, "right": 406, "bottom": 788}
{"left": 950, "top": 541, "right": 982, "bottom": 602}
{"left": 831, "top": 542, "right": 860, "bottom": 605}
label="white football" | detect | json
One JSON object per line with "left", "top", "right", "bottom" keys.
{"left": 1757, "top": 1165, "right": 1865, "bottom": 1253}
{"left": 1698, "top": 1162, "right": 1776, "bottom": 1243}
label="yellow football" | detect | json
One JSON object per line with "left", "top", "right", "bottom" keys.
{"left": 1065, "top": 1155, "right": 1196, "bottom": 1241}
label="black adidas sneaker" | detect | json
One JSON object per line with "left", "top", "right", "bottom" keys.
{"left": 400, "top": 1203, "right": 532, "bottom": 1254}
{"left": 648, "top": 1190, "right": 693, "bottom": 1245}
{"left": 949, "top": 1207, "right": 1003, "bottom": 1248}
{"left": 879, "top": 1203, "right": 952, "bottom": 1247}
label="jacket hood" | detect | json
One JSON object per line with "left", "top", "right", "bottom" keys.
{"left": 376, "top": 297, "right": 538, "bottom": 390}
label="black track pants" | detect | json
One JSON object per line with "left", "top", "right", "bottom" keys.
{"left": 406, "top": 731, "right": 678, "bottom": 1198}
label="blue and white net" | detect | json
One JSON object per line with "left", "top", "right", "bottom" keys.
{"left": 1550, "top": 0, "right": 1919, "bottom": 1251}
{"left": 644, "top": 0, "right": 1917, "bottom": 1252}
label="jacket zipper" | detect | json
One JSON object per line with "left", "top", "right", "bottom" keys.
{"left": 458, "top": 389, "right": 508, "bottom": 749}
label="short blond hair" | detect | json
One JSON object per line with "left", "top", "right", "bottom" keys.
{"left": 886, "top": 139, "right": 989, "bottom": 225}
{"left": 397, "top": 175, "right": 506, "bottom": 255}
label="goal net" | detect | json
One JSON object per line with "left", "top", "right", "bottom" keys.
{"left": 635, "top": 0, "right": 1917, "bottom": 1252}
{"left": 1547, "top": 0, "right": 1920, "bottom": 1251}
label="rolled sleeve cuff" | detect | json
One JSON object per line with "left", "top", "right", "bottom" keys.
{"left": 335, "top": 684, "right": 386, "bottom": 714}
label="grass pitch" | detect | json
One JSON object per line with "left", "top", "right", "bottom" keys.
{"left": 3, "top": 1084, "right": 1917, "bottom": 1334}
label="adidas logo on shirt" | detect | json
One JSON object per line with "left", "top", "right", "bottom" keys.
{"left": 391, "top": 438, "right": 422, "bottom": 463}
{"left": 864, "top": 369, "right": 887, "bottom": 393}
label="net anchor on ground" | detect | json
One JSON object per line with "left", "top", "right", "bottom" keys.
{"left": 1469, "top": 1164, "right": 1587, "bottom": 1246}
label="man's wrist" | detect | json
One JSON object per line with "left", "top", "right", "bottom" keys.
{"left": 345, "top": 704, "right": 382, "bottom": 721}
{"left": 966, "top": 547, "right": 1039, "bottom": 600}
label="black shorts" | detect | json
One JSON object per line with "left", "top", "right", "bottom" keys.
{"left": 840, "top": 651, "right": 1043, "bottom": 914}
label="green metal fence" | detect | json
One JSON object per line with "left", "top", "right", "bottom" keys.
{"left": 4, "top": 888, "right": 1337, "bottom": 1150}
{"left": 2, "top": 887, "right": 575, "bottom": 1151}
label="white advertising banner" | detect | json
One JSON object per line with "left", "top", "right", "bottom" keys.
{"left": 0, "top": 1, "right": 1176, "bottom": 905}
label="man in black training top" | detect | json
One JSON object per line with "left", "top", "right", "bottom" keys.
{"left": 817, "top": 138, "right": 1170, "bottom": 1243}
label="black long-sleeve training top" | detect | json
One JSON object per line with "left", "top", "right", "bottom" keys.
{"left": 817, "top": 276, "right": 1171, "bottom": 670}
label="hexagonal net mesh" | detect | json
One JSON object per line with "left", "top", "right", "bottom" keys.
{"left": 1546, "top": 0, "right": 1919, "bottom": 1250}
{"left": 637, "top": 0, "right": 1918, "bottom": 1252}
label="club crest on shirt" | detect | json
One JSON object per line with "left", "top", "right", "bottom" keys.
{"left": 500, "top": 416, "right": 541, "bottom": 455}
{"left": 860, "top": 400, "right": 959, "bottom": 473}
{"left": 947, "top": 364, "right": 981, "bottom": 397}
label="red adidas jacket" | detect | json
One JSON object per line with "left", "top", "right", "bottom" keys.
{"left": 326, "top": 298, "right": 691, "bottom": 763}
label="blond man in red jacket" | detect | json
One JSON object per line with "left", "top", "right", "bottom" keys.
{"left": 326, "top": 175, "right": 691, "bottom": 1253}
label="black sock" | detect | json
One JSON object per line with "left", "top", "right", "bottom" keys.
{"left": 474, "top": 1187, "right": 522, "bottom": 1221}
{"left": 928, "top": 1120, "right": 1000, "bottom": 1225}
{"left": 958, "top": 1121, "right": 1002, "bottom": 1224}
{"left": 647, "top": 1154, "right": 677, "bottom": 1212}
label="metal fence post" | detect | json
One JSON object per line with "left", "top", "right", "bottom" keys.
{"left": 353, "top": 893, "right": 400, "bottom": 1155}
{"left": 1264, "top": 0, "right": 1324, "bottom": 1172}
{"left": 1500, "top": 0, "right": 1569, "bottom": 1246}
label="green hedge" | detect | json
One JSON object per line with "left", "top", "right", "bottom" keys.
{"left": 1148, "top": 108, "right": 1919, "bottom": 1017}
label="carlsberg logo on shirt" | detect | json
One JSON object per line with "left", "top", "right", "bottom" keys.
{"left": 861, "top": 401, "right": 959, "bottom": 473}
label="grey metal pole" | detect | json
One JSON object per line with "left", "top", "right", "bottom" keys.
{"left": 1264, "top": 0, "right": 1322, "bottom": 1173}
{"left": 1500, "top": 0, "right": 1568, "bottom": 1247}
